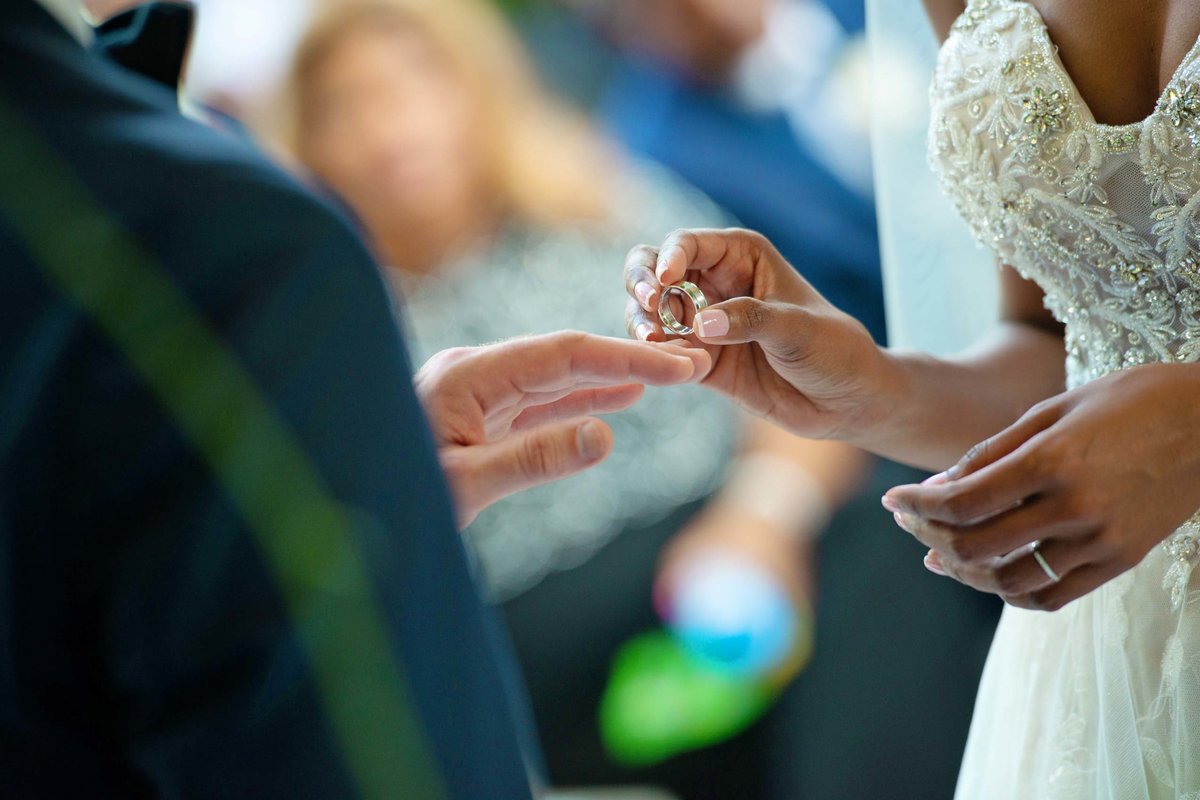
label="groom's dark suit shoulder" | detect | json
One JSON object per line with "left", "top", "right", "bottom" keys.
{"left": 0, "top": 3, "right": 533, "bottom": 799}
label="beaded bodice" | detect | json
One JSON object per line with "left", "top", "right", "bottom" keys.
{"left": 928, "top": 0, "right": 1200, "bottom": 606}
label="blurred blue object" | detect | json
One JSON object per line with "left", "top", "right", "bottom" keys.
{"left": 666, "top": 555, "right": 799, "bottom": 678}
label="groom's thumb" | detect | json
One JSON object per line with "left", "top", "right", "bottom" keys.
{"left": 447, "top": 417, "right": 615, "bottom": 528}
{"left": 694, "top": 298, "right": 808, "bottom": 353}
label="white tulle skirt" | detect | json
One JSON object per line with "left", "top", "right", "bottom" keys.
{"left": 955, "top": 543, "right": 1200, "bottom": 799}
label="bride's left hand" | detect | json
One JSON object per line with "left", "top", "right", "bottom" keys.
{"left": 882, "top": 363, "right": 1200, "bottom": 611}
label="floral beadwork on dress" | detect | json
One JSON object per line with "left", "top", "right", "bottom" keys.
{"left": 928, "top": 0, "right": 1200, "bottom": 606}
{"left": 1164, "top": 516, "right": 1200, "bottom": 611}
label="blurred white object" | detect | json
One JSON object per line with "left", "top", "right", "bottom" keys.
{"left": 737, "top": 0, "right": 875, "bottom": 195}
{"left": 185, "top": 0, "right": 314, "bottom": 104}
{"left": 667, "top": 552, "right": 798, "bottom": 677}
{"left": 867, "top": 0, "right": 998, "bottom": 355}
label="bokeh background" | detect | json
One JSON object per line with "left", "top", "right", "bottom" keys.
{"left": 170, "top": 2, "right": 1004, "bottom": 798}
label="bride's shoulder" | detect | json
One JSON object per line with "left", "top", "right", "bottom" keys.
{"left": 923, "top": 0, "right": 967, "bottom": 43}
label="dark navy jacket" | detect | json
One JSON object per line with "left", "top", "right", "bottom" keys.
{"left": 0, "top": 3, "right": 535, "bottom": 797}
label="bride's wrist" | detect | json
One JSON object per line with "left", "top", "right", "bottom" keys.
{"left": 841, "top": 348, "right": 927, "bottom": 455}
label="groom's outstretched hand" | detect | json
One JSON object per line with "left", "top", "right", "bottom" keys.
{"left": 416, "top": 331, "right": 709, "bottom": 528}
{"left": 624, "top": 228, "right": 894, "bottom": 442}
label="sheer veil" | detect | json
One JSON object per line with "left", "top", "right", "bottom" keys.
{"left": 866, "top": 0, "right": 998, "bottom": 356}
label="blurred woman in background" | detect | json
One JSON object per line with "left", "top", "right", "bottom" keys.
{"left": 284, "top": 1, "right": 869, "bottom": 794}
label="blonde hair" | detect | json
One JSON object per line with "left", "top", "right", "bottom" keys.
{"left": 288, "top": 0, "right": 615, "bottom": 227}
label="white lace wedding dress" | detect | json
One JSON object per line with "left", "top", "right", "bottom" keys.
{"left": 928, "top": 1, "right": 1200, "bottom": 796}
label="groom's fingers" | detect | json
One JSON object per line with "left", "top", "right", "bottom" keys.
{"left": 444, "top": 417, "right": 614, "bottom": 528}
{"left": 509, "top": 385, "right": 645, "bottom": 432}
{"left": 470, "top": 332, "right": 708, "bottom": 403}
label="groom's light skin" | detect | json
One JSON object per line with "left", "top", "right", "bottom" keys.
{"left": 415, "top": 333, "right": 709, "bottom": 529}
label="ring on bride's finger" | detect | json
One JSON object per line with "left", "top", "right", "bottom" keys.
{"left": 658, "top": 281, "right": 708, "bottom": 336}
{"left": 1032, "top": 543, "right": 1061, "bottom": 583}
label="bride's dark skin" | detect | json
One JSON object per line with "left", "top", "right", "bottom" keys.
{"left": 927, "top": 1, "right": 1200, "bottom": 127}
{"left": 625, "top": 0, "right": 1200, "bottom": 611}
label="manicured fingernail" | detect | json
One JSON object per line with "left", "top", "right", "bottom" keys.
{"left": 924, "top": 550, "right": 947, "bottom": 576}
{"left": 893, "top": 511, "right": 912, "bottom": 532}
{"left": 922, "top": 472, "right": 949, "bottom": 486}
{"left": 578, "top": 421, "right": 607, "bottom": 462}
{"left": 696, "top": 309, "right": 729, "bottom": 338}
{"left": 635, "top": 282, "right": 655, "bottom": 309}
{"left": 881, "top": 493, "right": 901, "bottom": 513}
{"left": 635, "top": 323, "right": 653, "bottom": 341}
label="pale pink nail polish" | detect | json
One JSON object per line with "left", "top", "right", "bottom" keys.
{"left": 881, "top": 494, "right": 901, "bottom": 513}
{"left": 696, "top": 310, "right": 729, "bottom": 338}
{"left": 635, "top": 323, "right": 653, "bottom": 341}
{"left": 924, "top": 551, "right": 948, "bottom": 576}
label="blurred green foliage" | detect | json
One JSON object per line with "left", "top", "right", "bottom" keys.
{"left": 490, "top": 0, "right": 548, "bottom": 15}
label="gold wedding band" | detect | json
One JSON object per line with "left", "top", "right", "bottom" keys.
{"left": 658, "top": 281, "right": 708, "bottom": 337}
{"left": 1032, "top": 544, "right": 1060, "bottom": 583}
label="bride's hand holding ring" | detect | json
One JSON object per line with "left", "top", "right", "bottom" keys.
{"left": 623, "top": 228, "right": 898, "bottom": 442}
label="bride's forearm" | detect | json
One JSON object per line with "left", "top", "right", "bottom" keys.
{"left": 850, "top": 322, "right": 1067, "bottom": 471}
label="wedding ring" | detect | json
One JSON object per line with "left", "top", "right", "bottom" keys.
{"left": 1032, "top": 544, "right": 1061, "bottom": 583}
{"left": 658, "top": 281, "right": 708, "bottom": 336}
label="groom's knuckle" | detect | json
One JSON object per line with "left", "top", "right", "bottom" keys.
{"left": 519, "top": 435, "right": 562, "bottom": 480}
{"left": 551, "top": 330, "right": 589, "bottom": 357}
{"left": 439, "top": 449, "right": 468, "bottom": 487}
{"left": 428, "top": 346, "right": 470, "bottom": 375}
